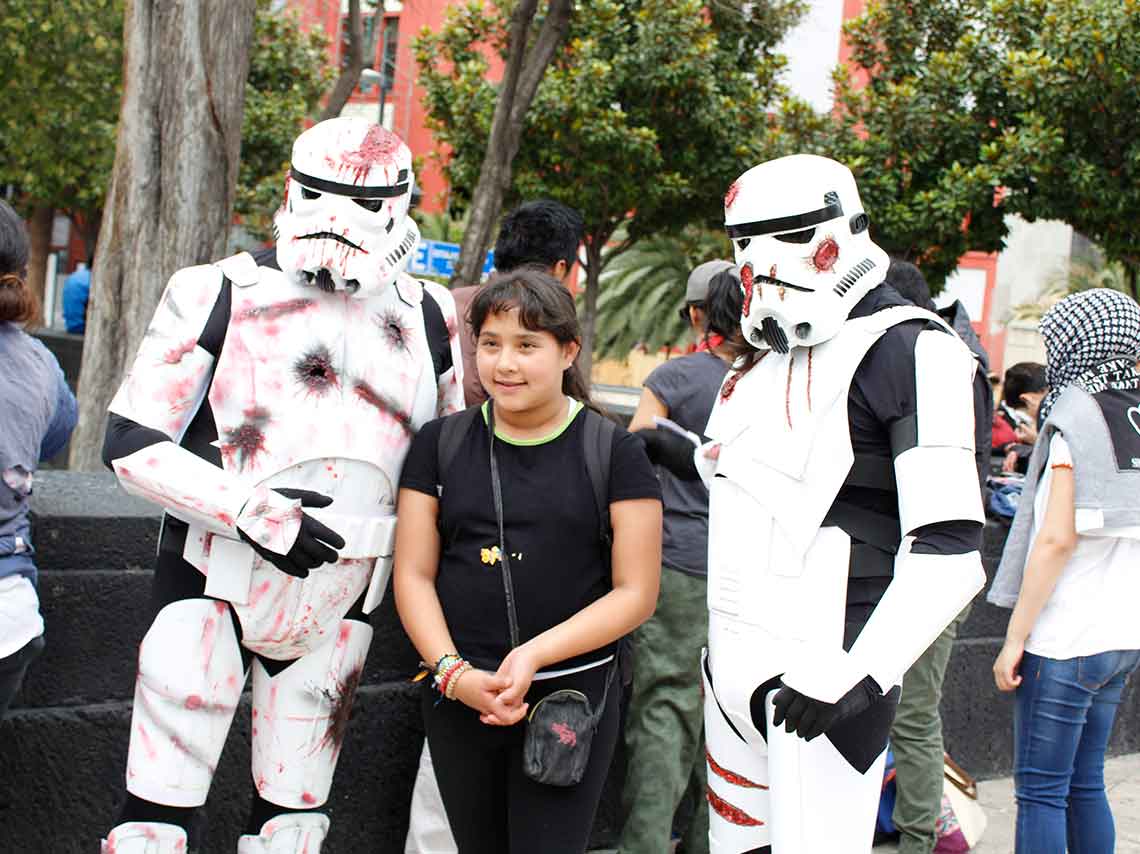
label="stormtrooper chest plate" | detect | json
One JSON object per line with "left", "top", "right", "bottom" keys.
{"left": 703, "top": 308, "right": 930, "bottom": 635}
{"left": 207, "top": 270, "right": 437, "bottom": 498}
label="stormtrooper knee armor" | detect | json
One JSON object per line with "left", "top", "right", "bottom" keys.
{"left": 698, "top": 155, "right": 985, "bottom": 853}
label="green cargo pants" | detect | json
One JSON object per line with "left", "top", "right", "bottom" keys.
{"left": 618, "top": 566, "right": 709, "bottom": 854}
{"left": 890, "top": 605, "right": 971, "bottom": 854}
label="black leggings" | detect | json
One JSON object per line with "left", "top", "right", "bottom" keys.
{"left": 423, "top": 663, "right": 621, "bottom": 854}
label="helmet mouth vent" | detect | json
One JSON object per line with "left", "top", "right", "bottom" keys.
{"left": 761, "top": 317, "right": 790, "bottom": 353}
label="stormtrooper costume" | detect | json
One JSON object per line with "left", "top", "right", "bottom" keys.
{"left": 700, "top": 156, "right": 985, "bottom": 853}
{"left": 100, "top": 118, "right": 464, "bottom": 854}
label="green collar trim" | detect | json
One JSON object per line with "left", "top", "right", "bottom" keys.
{"left": 482, "top": 398, "right": 583, "bottom": 446}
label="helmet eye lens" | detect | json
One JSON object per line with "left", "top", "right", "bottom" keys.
{"left": 353, "top": 198, "right": 384, "bottom": 213}
{"left": 300, "top": 187, "right": 322, "bottom": 200}
{"left": 774, "top": 227, "right": 815, "bottom": 244}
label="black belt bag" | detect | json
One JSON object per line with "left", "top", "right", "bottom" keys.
{"left": 488, "top": 405, "right": 617, "bottom": 787}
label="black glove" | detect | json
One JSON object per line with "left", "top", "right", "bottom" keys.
{"left": 238, "top": 488, "right": 346, "bottom": 580}
{"left": 770, "top": 675, "right": 882, "bottom": 741}
{"left": 634, "top": 428, "right": 700, "bottom": 481}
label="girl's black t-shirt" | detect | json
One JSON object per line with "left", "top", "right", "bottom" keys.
{"left": 399, "top": 404, "right": 661, "bottom": 671}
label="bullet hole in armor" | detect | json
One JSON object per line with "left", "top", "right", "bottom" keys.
{"left": 375, "top": 309, "right": 411, "bottom": 352}
{"left": 318, "top": 667, "right": 363, "bottom": 755}
{"left": 293, "top": 345, "right": 338, "bottom": 395}
{"left": 315, "top": 269, "right": 335, "bottom": 293}
{"left": 221, "top": 408, "right": 270, "bottom": 471}
{"left": 353, "top": 198, "right": 384, "bottom": 213}
{"left": 775, "top": 227, "right": 815, "bottom": 244}
{"left": 301, "top": 187, "right": 322, "bottom": 200}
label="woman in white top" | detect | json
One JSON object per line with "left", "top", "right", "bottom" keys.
{"left": 990, "top": 288, "right": 1140, "bottom": 854}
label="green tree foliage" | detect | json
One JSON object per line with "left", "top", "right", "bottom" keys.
{"left": 800, "top": 0, "right": 1013, "bottom": 291}
{"left": 797, "top": 0, "right": 1140, "bottom": 299}
{"left": 238, "top": 1, "right": 333, "bottom": 240}
{"left": 416, "top": 0, "right": 804, "bottom": 370}
{"left": 0, "top": 0, "right": 123, "bottom": 224}
{"left": 0, "top": 0, "right": 330, "bottom": 244}
{"left": 594, "top": 226, "right": 731, "bottom": 359}
{"left": 990, "top": 0, "right": 1140, "bottom": 299}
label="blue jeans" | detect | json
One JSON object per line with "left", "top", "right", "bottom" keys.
{"left": 1013, "top": 649, "right": 1140, "bottom": 854}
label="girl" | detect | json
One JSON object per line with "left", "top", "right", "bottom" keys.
{"left": 0, "top": 200, "right": 78, "bottom": 717}
{"left": 989, "top": 289, "right": 1140, "bottom": 854}
{"left": 394, "top": 269, "right": 662, "bottom": 853}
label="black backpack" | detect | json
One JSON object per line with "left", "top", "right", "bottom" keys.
{"left": 435, "top": 404, "right": 616, "bottom": 569}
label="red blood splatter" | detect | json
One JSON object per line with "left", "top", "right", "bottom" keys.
{"left": 785, "top": 353, "right": 795, "bottom": 430}
{"left": 809, "top": 236, "right": 839, "bottom": 272}
{"left": 235, "top": 298, "right": 317, "bottom": 324}
{"left": 740, "top": 264, "right": 755, "bottom": 315}
{"left": 339, "top": 125, "right": 402, "bottom": 185}
{"left": 706, "top": 748, "right": 768, "bottom": 789}
{"left": 184, "top": 695, "right": 204, "bottom": 711}
{"left": 707, "top": 786, "right": 764, "bottom": 827}
{"left": 137, "top": 723, "right": 159, "bottom": 760}
{"left": 162, "top": 339, "right": 198, "bottom": 365}
{"left": 551, "top": 722, "right": 577, "bottom": 747}
{"left": 353, "top": 380, "right": 414, "bottom": 436}
{"left": 724, "top": 180, "right": 740, "bottom": 210}
{"left": 445, "top": 317, "right": 458, "bottom": 339}
{"left": 302, "top": 792, "right": 317, "bottom": 805}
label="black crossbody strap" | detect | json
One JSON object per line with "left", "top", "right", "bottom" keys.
{"left": 488, "top": 405, "right": 522, "bottom": 648}
{"left": 581, "top": 409, "right": 616, "bottom": 570}
{"left": 437, "top": 404, "right": 482, "bottom": 481}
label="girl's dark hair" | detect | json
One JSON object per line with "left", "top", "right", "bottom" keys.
{"left": 704, "top": 268, "right": 745, "bottom": 346}
{"left": 0, "top": 200, "right": 37, "bottom": 324}
{"left": 468, "top": 268, "right": 599, "bottom": 412}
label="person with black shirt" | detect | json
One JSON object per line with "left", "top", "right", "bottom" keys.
{"left": 618, "top": 262, "right": 740, "bottom": 854}
{"left": 394, "top": 270, "right": 662, "bottom": 854}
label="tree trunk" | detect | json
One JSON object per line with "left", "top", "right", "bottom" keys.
{"left": 320, "top": 0, "right": 380, "bottom": 121}
{"left": 450, "top": 0, "right": 573, "bottom": 287}
{"left": 578, "top": 237, "right": 605, "bottom": 382}
{"left": 1125, "top": 262, "right": 1139, "bottom": 303}
{"left": 24, "top": 205, "right": 52, "bottom": 328}
{"left": 69, "top": 0, "right": 257, "bottom": 471}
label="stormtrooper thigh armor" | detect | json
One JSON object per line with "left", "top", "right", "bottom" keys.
{"left": 122, "top": 602, "right": 370, "bottom": 813}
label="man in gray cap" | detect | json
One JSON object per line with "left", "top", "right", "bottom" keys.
{"left": 619, "top": 260, "right": 742, "bottom": 854}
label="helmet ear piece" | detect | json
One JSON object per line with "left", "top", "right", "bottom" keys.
{"left": 849, "top": 213, "right": 869, "bottom": 235}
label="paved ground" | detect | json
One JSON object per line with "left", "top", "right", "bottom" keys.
{"left": 593, "top": 752, "right": 1140, "bottom": 854}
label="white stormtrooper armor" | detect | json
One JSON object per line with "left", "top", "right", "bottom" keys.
{"left": 101, "top": 119, "right": 465, "bottom": 853}
{"left": 701, "top": 155, "right": 985, "bottom": 853}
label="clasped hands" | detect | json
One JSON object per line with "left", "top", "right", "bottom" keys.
{"left": 452, "top": 644, "right": 542, "bottom": 727}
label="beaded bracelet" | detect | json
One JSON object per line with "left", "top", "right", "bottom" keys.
{"left": 444, "top": 662, "right": 472, "bottom": 700}
{"left": 437, "top": 659, "right": 466, "bottom": 695}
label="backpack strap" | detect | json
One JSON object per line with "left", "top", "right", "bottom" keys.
{"left": 421, "top": 288, "right": 453, "bottom": 379}
{"left": 437, "top": 404, "right": 483, "bottom": 486}
{"left": 580, "top": 409, "right": 616, "bottom": 569}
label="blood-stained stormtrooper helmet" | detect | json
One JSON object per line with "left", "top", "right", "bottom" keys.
{"left": 274, "top": 117, "right": 419, "bottom": 298}
{"left": 724, "top": 154, "right": 889, "bottom": 352}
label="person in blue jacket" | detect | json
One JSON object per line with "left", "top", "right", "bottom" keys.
{"left": 0, "top": 200, "right": 78, "bottom": 717}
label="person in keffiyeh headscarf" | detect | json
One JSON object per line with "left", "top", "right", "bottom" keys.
{"left": 1037, "top": 287, "right": 1140, "bottom": 423}
{"left": 989, "top": 288, "right": 1140, "bottom": 854}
